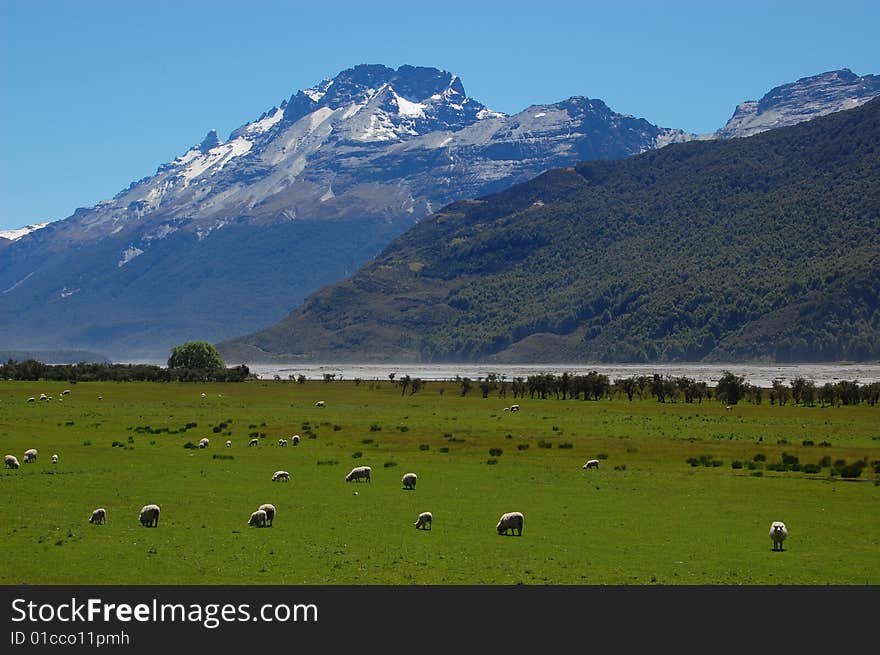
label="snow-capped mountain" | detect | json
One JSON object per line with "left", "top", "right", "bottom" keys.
{"left": 0, "top": 64, "right": 691, "bottom": 360}
{"left": 0, "top": 65, "right": 875, "bottom": 361}
{"left": 0, "top": 222, "right": 49, "bottom": 242}
{"left": 715, "top": 68, "right": 880, "bottom": 138}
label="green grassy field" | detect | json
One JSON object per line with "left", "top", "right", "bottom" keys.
{"left": 1, "top": 379, "right": 878, "bottom": 585}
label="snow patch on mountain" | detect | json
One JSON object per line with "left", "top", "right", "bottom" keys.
{"left": 0, "top": 222, "right": 49, "bottom": 241}
{"left": 118, "top": 245, "right": 144, "bottom": 267}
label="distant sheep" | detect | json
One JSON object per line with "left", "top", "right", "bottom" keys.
{"left": 89, "top": 508, "right": 107, "bottom": 525}
{"left": 583, "top": 459, "right": 599, "bottom": 470}
{"left": 139, "top": 504, "right": 161, "bottom": 527}
{"left": 248, "top": 438, "right": 258, "bottom": 447}
{"left": 259, "top": 503, "right": 276, "bottom": 527}
{"left": 509, "top": 404, "right": 520, "bottom": 412}
{"left": 315, "top": 400, "right": 325, "bottom": 408}
{"left": 200, "top": 392, "right": 207, "bottom": 398}
{"left": 23, "top": 448, "right": 37, "bottom": 463}
{"left": 770, "top": 521, "right": 788, "bottom": 551}
{"left": 496, "top": 511, "right": 524, "bottom": 536}
{"left": 272, "top": 470, "right": 290, "bottom": 482}
{"left": 4, "top": 455, "right": 20, "bottom": 469}
{"left": 402, "top": 472, "right": 417, "bottom": 490}
{"left": 225, "top": 440, "right": 231, "bottom": 448}
{"left": 27, "top": 397, "right": 35, "bottom": 403}
{"left": 345, "top": 465, "right": 371, "bottom": 483}
{"left": 51, "top": 454, "right": 59, "bottom": 464}
{"left": 199, "top": 437, "right": 209, "bottom": 449}
{"left": 248, "top": 509, "right": 267, "bottom": 528}
{"left": 291, "top": 435, "right": 300, "bottom": 446}
{"left": 414, "top": 511, "right": 432, "bottom": 530}
{"left": 61, "top": 389, "right": 71, "bottom": 396}
{"left": 278, "top": 438, "right": 288, "bottom": 447}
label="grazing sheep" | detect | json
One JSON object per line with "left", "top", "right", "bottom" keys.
{"left": 40, "top": 393, "right": 48, "bottom": 401}
{"left": 139, "top": 504, "right": 160, "bottom": 527}
{"left": 770, "top": 521, "right": 788, "bottom": 551}
{"left": 345, "top": 465, "right": 372, "bottom": 483}
{"left": 199, "top": 437, "right": 209, "bottom": 449}
{"left": 278, "top": 438, "right": 288, "bottom": 447}
{"left": 225, "top": 440, "right": 231, "bottom": 448}
{"left": 23, "top": 448, "right": 37, "bottom": 463}
{"left": 414, "top": 511, "right": 433, "bottom": 530}
{"left": 4, "top": 454, "right": 20, "bottom": 469}
{"left": 291, "top": 434, "right": 300, "bottom": 446}
{"left": 583, "top": 459, "right": 600, "bottom": 470}
{"left": 248, "top": 509, "right": 267, "bottom": 528}
{"left": 27, "top": 397, "right": 35, "bottom": 403}
{"left": 61, "top": 389, "right": 71, "bottom": 396}
{"left": 200, "top": 392, "right": 207, "bottom": 398}
{"left": 509, "top": 404, "right": 520, "bottom": 412}
{"left": 496, "top": 511, "right": 524, "bottom": 536}
{"left": 52, "top": 454, "right": 59, "bottom": 464}
{"left": 248, "top": 438, "right": 259, "bottom": 447}
{"left": 259, "top": 503, "right": 276, "bottom": 527}
{"left": 89, "top": 508, "right": 107, "bottom": 525}
{"left": 402, "top": 472, "right": 418, "bottom": 490}
{"left": 315, "top": 400, "right": 325, "bottom": 408}
{"left": 272, "top": 470, "right": 290, "bottom": 482}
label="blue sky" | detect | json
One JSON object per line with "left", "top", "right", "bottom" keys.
{"left": 1, "top": 0, "right": 878, "bottom": 231}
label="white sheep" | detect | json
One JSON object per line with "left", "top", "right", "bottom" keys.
{"left": 248, "top": 509, "right": 267, "bottom": 528}
{"left": 272, "top": 470, "right": 290, "bottom": 482}
{"left": 4, "top": 454, "right": 20, "bottom": 469}
{"left": 414, "top": 511, "right": 433, "bottom": 530}
{"left": 198, "top": 437, "right": 209, "bottom": 449}
{"left": 26, "top": 397, "right": 35, "bottom": 403}
{"left": 402, "top": 472, "right": 418, "bottom": 490}
{"left": 225, "top": 440, "right": 232, "bottom": 448}
{"left": 583, "top": 459, "right": 600, "bottom": 470}
{"left": 496, "top": 511, "right": 524, "bottom": 536}
{"left": 139, "top": 504, "right": 160, "bottom": 527}
{"left": 315, "top": 400, "right": 325, "bottom": 408}
{"left": 23, "top": 448, "right": 37, "bottom": 463}
{"left": 509, "top": 404, "right": 520, "bottom": 412}
{"left": 52, "top": 454, "right": 59, "bottom": 464}
{"left": 291, "top": 434, "right": 300, "bottom": 446}
{"left": 259, "top": 503, "right": 276, "bottom": 527}
{"left": 200, "top": 392, "right": 207, "bottom": 398}
{"left": 770, "top": 521, "right": 788, "bottom": 551}
{"left": 89, "top": 508, "right": 107, "bottom": 525}
{"left": 40, "top": 393, "right": 48, "bottom": 401}
{"left": 61, "top": 389, "right": 71, "bottom": 396}
{"left": 345, "top": 465, "right": 372, "bottom": 483}
{"left": 248, "top": 438, "right": 259, "bottom": 447}
{"left": 278, "top": 438, "right": 288, "bottom": 447}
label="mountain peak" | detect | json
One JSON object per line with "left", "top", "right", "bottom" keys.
{"left": 199, "top": 129, "right": 221, "bottom": 152}
{"left": 716, "top": 68, "right": 880, "bottom": 138}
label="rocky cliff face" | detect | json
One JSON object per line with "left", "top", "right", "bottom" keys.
{"left": 715, "top": 69, "right": 880, "bottom": 138}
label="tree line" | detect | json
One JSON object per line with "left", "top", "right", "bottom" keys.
{"left": 0, "top": 359, "right": 251, "bottom": 383}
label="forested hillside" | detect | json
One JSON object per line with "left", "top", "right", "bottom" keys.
{"left": 219, "top": 98, "right": 880, "bottom": 364}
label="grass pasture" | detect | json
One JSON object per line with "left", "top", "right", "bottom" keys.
{"left": 0, "top": 379, "right": 878, "bottom": 585}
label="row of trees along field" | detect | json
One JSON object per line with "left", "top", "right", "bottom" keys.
{"left": 0, "top": 341, "right": 250, "bottom": 382}
{"left": 375, "top": 370, "right": 879, "bottom": 407}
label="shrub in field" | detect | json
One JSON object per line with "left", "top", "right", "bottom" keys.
{"left": 352, "top": 451, "right": 363, "bottom": 459}
{"left": 517, "top": 444, "right": 529, "bottom": 451}
{"left": 383, "top": 461, "right": 397, "bottom": 468}
{"left": 398, "top": 426, "right": 409, "bottom": 432}
{"left": 333, "top": 425, "right": 342, "bottom": 431}
{"left": 419, "top": 444, "right": 430, "bottom": 451}
{"left": 486, "top": 459, "right": 498, "bottom": 465}
{"left": 361, "top": 438, "right": 374, "bottom": 444}
{"left": 439, "top": 447, "right": 449, "bottom": 453}
{"left": 819, "top": 455, "right": 832, "bottom": 467}
{"left": 538, "top": 440, "right": 552, "bottom": 449}
{"left": 753, "top": 453, "right": 767, "bottom": 462}
{"left": 802, "top": 440, "right": 814, "bottom": 446}
{"left": 732, "top": 460, "right": 743, "bottom": 469}
{"left": 370, "top": 424, "right": 382, "bottom": 432}
{"left": 183, "top": 441, "right": 198, "bottom": 449}
{"left": 82, "top": 440, "right": 91, "bottom": 446}
{"left": 317, "top": 460, "right": 338, "bottom": 466}
{"left": 614, "top": 464, "right": 627, "bottom": 471}
{"left": 558, "top": 443, "right": 573, "bottom": 449}
{"left": 837, "top": 464, "right": 863, "bottom": 478}
{"left": 212, "top": 454, "right": 233, "bottom": 460}
{"left": 597, "top": 453, "right": 609, "bottom": 460}
{"left": 803, "top": 463, "right": 821, "bottom": 473}
{"left": 489, "top": 448, "right": 503, "bottom": 456}
{"left": 819, "top": 441, "right": 832, "bottom": 447}
{"left": 781, "top": 452, "right": 799, "bottom": 466}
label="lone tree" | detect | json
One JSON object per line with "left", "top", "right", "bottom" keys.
{"left": 167, "top": 341, "right": 225, "bottom": 370}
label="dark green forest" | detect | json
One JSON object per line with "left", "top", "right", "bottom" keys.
{"left": 219, "top": 97, "right": 880, "bottom": 364}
